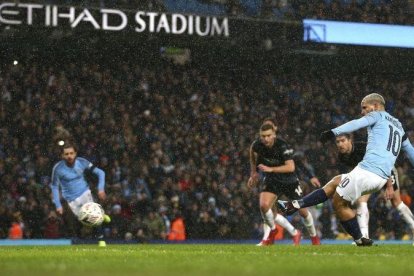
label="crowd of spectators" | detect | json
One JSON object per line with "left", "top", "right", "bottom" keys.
{"left": 1, "top": 57, "right": 414, "bottom": 242}
{"left": 261, "top": 0, "right": 412, "bottom": 24}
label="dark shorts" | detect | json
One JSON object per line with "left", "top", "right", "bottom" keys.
{"left": 391, "top": 167, "right": 399, "bottom": 191}
{"left": 378, "top": 167, "right": 399, "bottom": 192}
{"left": 261, "top": 175, "right": 303, "bottom": 200}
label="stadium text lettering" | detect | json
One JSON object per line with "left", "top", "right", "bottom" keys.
{"left": 0, "top": 2, "right": 229, "bottom": 37}
{"left": 135, "top": 12, "right": 228, "bottom": 37}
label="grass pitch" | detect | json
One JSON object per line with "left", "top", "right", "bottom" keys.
{"left": 1, "top": 244, "right": 414, "bottom": 276}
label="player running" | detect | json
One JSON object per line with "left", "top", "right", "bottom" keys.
{"left": 51, "top": 142, "right": 111, "bottom": 245}
{"left": 248, "top": 123, "right": 321, "bottom": 246}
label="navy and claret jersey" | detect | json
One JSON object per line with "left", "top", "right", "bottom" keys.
{"left": 338, "top": 141, "right": 367, "bottom": 169}
{"left": 251, "top": 137, "right": 298, "bottom": 184}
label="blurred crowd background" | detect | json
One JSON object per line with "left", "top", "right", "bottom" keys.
{"left": 1, "top": 0, "right": 414, "bottom": 242}
{"left": 1, "top": 59, "right": 414, "bottom": 242}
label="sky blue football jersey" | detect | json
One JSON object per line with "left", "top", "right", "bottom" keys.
{"left": 51, "top": 157, "right": 105, "bottom": 209}
{"left": 332, "top": 111, "right": 411, "bottom": 179}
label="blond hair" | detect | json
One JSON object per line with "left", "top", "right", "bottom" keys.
{"left": 361, "top": 93, "right": 385, "bottom": 106}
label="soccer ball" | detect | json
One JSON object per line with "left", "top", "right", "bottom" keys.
{"left": 78, "top": 202, "right": 105, "bottom": 227}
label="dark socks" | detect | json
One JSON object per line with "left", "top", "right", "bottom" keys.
{"left": 297, "top": 189, "right": 328, "bottom": 208}
{"left": 340, "top": 216, "right": 363, "bottom": 240}
{"left": 95, "top": 226, "right": 104, "bottom": 240}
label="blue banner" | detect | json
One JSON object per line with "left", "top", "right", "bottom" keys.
{"left": 304, "top": 19, "right": 414, "bottom": 48}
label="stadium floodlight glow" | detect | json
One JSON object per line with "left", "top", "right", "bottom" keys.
{"left": 303, "top": 19, "right": 414, "bottom": 49}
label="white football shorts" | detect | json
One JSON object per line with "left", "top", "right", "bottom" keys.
{"left": 337, "top": 166, "right": 387, "bottom": 204}
{"left": 68, "top": 189, "right": 94, "bottom": 216}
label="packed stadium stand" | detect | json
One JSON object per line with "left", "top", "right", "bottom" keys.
{"left": 1, "top": 0, "right": 414, "bottom": 243}
{"left": 1, "top": 53, "right": 414, "bottom": 241}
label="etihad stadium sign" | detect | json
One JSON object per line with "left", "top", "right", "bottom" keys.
{"left": 0, "top": 2, "right": 229, "bottom": 37}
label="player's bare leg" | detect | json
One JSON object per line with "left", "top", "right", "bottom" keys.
{"left": 333, "top": 192, "right": 357, "bottom": 221}
{"left": 322, "top": 176, "right": 342, "bottom": 197}
{"left": 333, "top": 192, "right": 372, "bottom": 246}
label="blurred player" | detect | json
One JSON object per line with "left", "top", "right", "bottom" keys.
{"left": 248, "top": 123, "right": 320, "bottom": 246}
{"left": 51, "top": 142, "right": 110, "bottom": 245}
{"left": 280, "top": 93, "right": 414, "bottom": 246}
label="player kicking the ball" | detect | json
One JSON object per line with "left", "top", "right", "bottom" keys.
{"left": 279, "top": 93, "right": 414, "bottom": 246}
{"left": 279, "top": 134, "right": 414, "bottom": 241}
{"left": 51, "top": 142, "right": 111, "bottom": 246}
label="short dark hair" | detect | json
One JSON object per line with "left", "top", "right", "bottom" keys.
{"left": 260, "top": 123, "right": 275, "bottom": 132}
{"left": 262, "top": 117, "right": 276, "bottom": 126}
{"left": 337, "top": 133, "right": 352, "bottom": 140}
{"left": 60, "top": 141, "right": 77, "bottom": 153}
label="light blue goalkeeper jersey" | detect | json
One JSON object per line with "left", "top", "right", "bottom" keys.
{"left": 51, "top": 157, "right": 105, "bottom": 209}
{"left": 332, "top": 111, "right": 414, "bottom": 179}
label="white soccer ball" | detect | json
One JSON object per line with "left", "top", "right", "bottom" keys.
{"left": 78, "top": 202, "right": 105, "bottom": 227}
